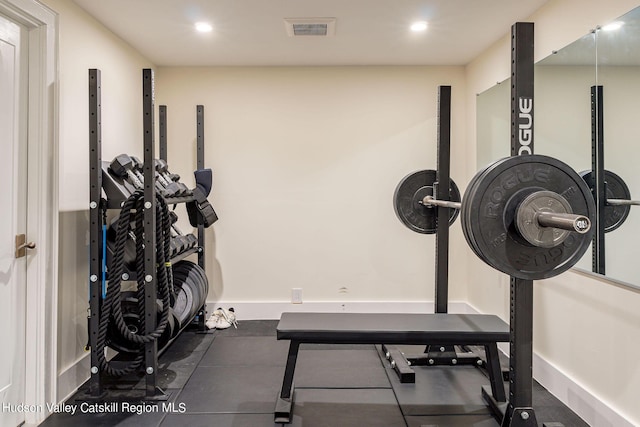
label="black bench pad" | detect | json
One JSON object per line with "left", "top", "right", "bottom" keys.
{"left": 277, "top": 312, "right": 509, "bottom": 344}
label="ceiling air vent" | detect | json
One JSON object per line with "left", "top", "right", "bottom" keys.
{"left": 284, "top": 18, "right": 336, "bottom": 37}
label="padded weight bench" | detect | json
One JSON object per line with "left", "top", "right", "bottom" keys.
{"left": 274, "top": 312, "right": 509, "bottom": 423}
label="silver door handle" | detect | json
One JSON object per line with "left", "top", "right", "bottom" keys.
{"left": 17, "top": 242, "right": 36, "bottom": 251}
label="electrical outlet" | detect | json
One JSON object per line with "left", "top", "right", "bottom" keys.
{"left": 291, "top": 288, "right": 303, "bottom": 304}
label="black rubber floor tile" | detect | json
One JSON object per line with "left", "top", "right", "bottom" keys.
{"left": 161, "top": 328, "right": 216, "bottom": 358}
{"left": 300, "top": 343, "right": 376, "bottom": 351}
{"left": 39, "top": 389, "right": 181, "bottom": 427}
{"left": 213, "top": 320, "right": 278, "bottom": 337}
{"left": 161, "top": 413, "right": 280, "bottom": 427}
{"left": 386, "top": 365, "right": 493, "bottom": 416}
{"left": 532, "top": 381, "right": 589, "bottom": 427}
{"left": 199, "top": 336, "right": 289, "bottom": 367}
{"left": 405, "top": 414, "right": 499, "bottom": 426}
{"left": 176, "top": 365, "right": 283, "bottom": 413}
{"left": 286, "top": 388, "right": 405, "bottom": 427}
{"left": 295, "top": 349, "right": 390, "bottom": 388}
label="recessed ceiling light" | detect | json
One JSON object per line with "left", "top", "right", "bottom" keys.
{"left": 410, "top": 21, "right": 428, "bottom": 32}
{"left": 195, "top": 22, "right": 213, "bottom": 33}
{"left": 601, "top": 21, "right": 623, "bottom": 32}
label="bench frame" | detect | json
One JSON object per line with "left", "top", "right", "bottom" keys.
{"left": 274, "top": 312, "right": 509, "bottom": 423}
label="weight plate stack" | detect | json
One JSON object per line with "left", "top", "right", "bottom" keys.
{"left": 106, "top": 292, "right": 174, "bottom": 353}
{"left": 462, "top": 155, "right": 596, "bottom": 280}
{"left": 171, "top": 260, "right": 209, "bottom": 328}
{"left": 579, "top": 169, "right": 632, "bottom": 233}
{"left": 393, "top": 169, "right": 461, "bottom": 234}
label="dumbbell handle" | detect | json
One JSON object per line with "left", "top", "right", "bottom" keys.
{"left": 535, "top": 211, "right": 591, "bottom": 233}
{"left": 423, "top": 195, "right": 590, "bottom": 233}
{"left": 421, "top": 196, "right": 461, "bottom": 210}
{"left": 606, "top": 198, "right": 640, "bottom": 206}
{"left": 126, "top": 170, "right": 143, "bottom": 189}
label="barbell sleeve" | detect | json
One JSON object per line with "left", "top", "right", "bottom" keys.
{"left": 535, "top": 211, "right": 591, "bottom": 234}
{"left": 423, "top": 195, "right": 590, "bottom": 234}
{"left": 421, "top": 196, "right": 462, "bottom": 210}
{"left": 606, "top": 198, "right": 640, "bottom": 206}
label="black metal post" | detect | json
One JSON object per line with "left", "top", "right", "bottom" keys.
{"left": 159, "top": 105, "right": 167, "bottom": 162}
{"left": 423, "top": 85, "right": 458, "bottom": 362}
{"left": 196, "top": 105, "right": 206, "bottom": 270}
{"left": 504, "top": 22, "right": 539, "bottom": 427}
{"left": 591, "top": 86, "right": 605, "bottom": 274}
{"left": 142, "top": 69, "right": 159, "bottom": 396}
{"left": 435, "top": 85, "right": 451, "bottom": 314}
{"left": 88, "top": 69, "right": 104, "bottom": 397}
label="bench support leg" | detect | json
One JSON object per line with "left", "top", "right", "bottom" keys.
{"left": 484, "top": 343, "right": 506, "bottom": 402}
{"left": 275, "top": 340, "right": 300, "bottom": 423}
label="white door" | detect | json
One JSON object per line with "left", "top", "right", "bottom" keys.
{"left": 0, "top": 12, "right": 28, "bottom": 427}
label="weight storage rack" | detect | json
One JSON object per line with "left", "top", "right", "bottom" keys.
{"left": 87, "top": 68, "right": 208, "bottom": 399}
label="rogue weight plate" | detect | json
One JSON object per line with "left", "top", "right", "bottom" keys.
{"left": 463, "top": 155, "right": 595, "bottom": 280}
{"left": 394, "top": 169, "right": 461, "bottom": 234}
{"left": 462, "top": 162, "right": 499, "bottom": 260}
{"left": 579, "top": 170, "right": 631, "bottom": 233}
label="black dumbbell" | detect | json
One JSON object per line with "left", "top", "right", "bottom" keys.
{"left": 155, "top": 159, "right": 192, "bottom": 197}
{"left": 170, "top": 234, "right": 189, "bottom": 254}
{"left": 110, "top": 154, "right": 143, "bottom": 189}
{"left": 130, "top": 156, "right": 146, "bottom": 183}
{"left": 183, "top": 233, "right": 198, "bottom": 249}
{"left": 130, "top": 156, "right": 176, "bottom": 198}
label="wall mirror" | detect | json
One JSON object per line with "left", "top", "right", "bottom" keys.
{"left": 476, "top": 6, "right": 640, "bottom": 287}
{"left": 592, "top": 7, "right": 640, "bottom": 285}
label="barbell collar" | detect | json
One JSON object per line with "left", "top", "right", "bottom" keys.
{"left": 535, "top": 211, "right": 591, "bottom": 234}
{"left": 606, "top": 198, "right": 640, "bottom": 206}
{"left": 421, "top": 196, "right": 462, "bottom": 210}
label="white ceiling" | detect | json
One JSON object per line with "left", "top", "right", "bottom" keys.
{"left": 72, "top": 0, "right": 550, "bottom": 67}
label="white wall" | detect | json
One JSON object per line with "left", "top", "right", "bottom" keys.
{"left": 466, "top": 0, "right": 640, "bottom": 425}
{"left": 156, "top": 66, "right": 467, "bottom": 305}
{"left": 40, "top": 0, "right": 155, "bottom": 401}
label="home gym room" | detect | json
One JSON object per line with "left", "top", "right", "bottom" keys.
{"left": 1, "top": 0, "right": 639, "bottom": 426}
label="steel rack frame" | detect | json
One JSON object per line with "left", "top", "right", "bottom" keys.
{"left": 87, "top": 69, "right": 208, "bottom": 399}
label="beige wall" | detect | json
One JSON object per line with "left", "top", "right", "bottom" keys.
{"left": 466, "top": 0, "right": 640, "bottom": 425}
{"left": 40, "top": 0, "right": 154, "bottom": 400}
{"left": 156, "top": 66, "right": 467, "bottom": 304}
{"left": 43, "top": 0, "right": 640, "bottom": 423}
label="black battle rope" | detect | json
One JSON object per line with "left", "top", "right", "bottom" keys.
{"left": 96, "top": 190, "right": 172, "bottom": 376}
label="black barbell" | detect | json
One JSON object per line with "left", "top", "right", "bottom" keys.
{"left": 394, "top": 155, "right": 596, "bottom": 280}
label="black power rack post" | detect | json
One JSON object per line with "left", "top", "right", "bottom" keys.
{"left": 87, "top": 69, "right": 203, "bottom": 400}
{"left": 196, "top": 105, "right": 206, "bottom": 271}
{"left": 482, "top": 22, "right": 564, "bottom": 427}
{"left": 87, "top": 68, "right": 105, "bottom": 399}
{"left": 590, "top": 85, "right": 606, "bottom": 274}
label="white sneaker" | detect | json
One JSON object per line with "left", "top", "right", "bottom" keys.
{"left": 213, "top": 308, "right": 232, "bottom": 329}
{"left": 205, "top": 311, "right": 219, "bottom": 330}
{"left": 227, "top": 307, "right": 238, "bottom": 328}
{"left": 205, "top": 308, "right": 237, "bottom": 330}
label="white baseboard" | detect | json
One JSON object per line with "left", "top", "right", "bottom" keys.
{"left": 533, "top": 353, "right": 635, "bottom": 427}
{"left": 56, "top": 353, "right": 90, "bottom": 404}
{"left": 206, "top": 300, "right": 474, "bottom": 320}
